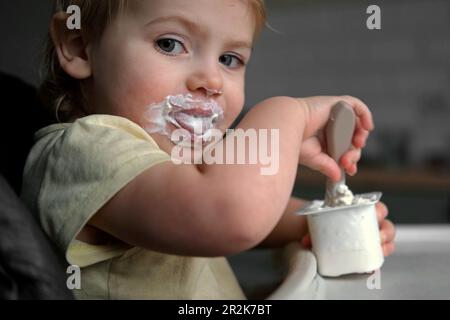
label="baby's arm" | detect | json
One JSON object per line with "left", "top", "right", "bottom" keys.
{"left": 256, "top": 196, "right": 308, "bottom": 248}
{"left": 89, "top": 96, "right": 373, "bottom": 257}
{"left": 90, "top": 97, "right": 307, "bottom": 257}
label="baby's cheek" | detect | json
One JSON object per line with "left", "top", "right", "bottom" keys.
{"left": 227, "top": 97, "right": 245, "bottom": 125}
{"left": 117, "top": 80, "right": 169, "bottom": 123}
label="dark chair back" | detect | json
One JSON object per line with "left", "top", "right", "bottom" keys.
{"left": 0, "top": 72, "right": 73, "bottom": 299}
{"left": 0, "top": 175, "right": 74, "bottom": 299}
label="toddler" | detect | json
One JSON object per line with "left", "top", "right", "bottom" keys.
{"left": 21, "top": 0, "right": 395, "bottom": 299}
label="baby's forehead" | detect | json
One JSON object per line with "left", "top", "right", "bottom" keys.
{"left": 125, "top": 0, "right": 257, "bottom": 31}
{"left": 120, "top": 0, "right": 256, "bottom": 47}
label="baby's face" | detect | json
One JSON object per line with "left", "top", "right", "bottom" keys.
{"left": 87, "top": 0, "right": 255, "bottom": 146}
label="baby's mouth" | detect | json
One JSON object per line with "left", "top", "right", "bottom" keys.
{"left": 172, "top": 108, "right": 220, "bottom": 136}
{"left": 174, "top": 112, "right": 210, "bottom": 134}
{"left": 144, "top": 94, "right": 224, "bottom": 144}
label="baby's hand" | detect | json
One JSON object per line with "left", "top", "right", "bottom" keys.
{"left": 374, "top": 202, "right": 396, "bottom": 256}
{"left": 297, "top": 96, "right": 374, "bottom": 182}
{"left": 301, "top": 201, "right": 396, "bottom": 257}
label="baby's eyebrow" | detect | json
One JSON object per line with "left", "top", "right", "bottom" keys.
{"left": 225, "top": 40, "right": 253, "bottom": 51}
{"left": 145, "top": 15, "right": 204, "bottom": 35}
{"left": 145, "top": 15, "right": 253, "bottom": 51}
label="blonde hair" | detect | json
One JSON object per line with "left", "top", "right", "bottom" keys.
{"left": 40, "top": 0, "right": 266, "bottom": 122}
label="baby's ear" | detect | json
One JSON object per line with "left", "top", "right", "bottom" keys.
{"left": 50, "top": 11, "right": 92, "bottom": 79}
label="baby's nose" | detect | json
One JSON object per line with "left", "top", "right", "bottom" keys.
{"left": 186, "top": 62, "right": 223, "bottom": 96}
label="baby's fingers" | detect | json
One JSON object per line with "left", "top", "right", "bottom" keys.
{"left": 340, "top": 148, "right": 361, "bottom": 176}
{"left": 305, "top": 153, "right": 341, "bottom": 182}
{"left": 340, "top": 96, "right": 374, "bottom": 132}
{"left": 382, "top": 242, "right": 396, "bottom": 257}
{"left": 376, "top": 202, "right": 389, "bottom": 224}
{"left": 299, "top": 137, "right": 341, "bottom": 182}
{"left": 380, "top": 219, "right": 396, "bottom": 245}
{"left": 353, "top": 123, "right": 370, "bottom": 148}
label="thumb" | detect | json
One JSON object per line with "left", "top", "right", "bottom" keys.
{"left": 304, "top": 153, "right": 341, "bottom": 182}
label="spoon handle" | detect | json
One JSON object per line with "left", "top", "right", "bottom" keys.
{"left": 324, "top": 101, "right": 356, "bottom": 207}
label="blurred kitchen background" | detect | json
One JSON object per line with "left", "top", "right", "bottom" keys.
{"left": 244, "top": 0, "right": 450, "bottom": 224}
{"left": 0, "top": 0, "right": 449, "bottom": 223}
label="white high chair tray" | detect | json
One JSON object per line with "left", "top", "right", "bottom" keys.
{"left": 230, "top": 225, "right": 450, "bottom": 299}
{"left": 273, "top": 225, "right": 450, "bottom": 299}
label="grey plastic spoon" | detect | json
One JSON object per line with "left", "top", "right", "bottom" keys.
{"left": 324, "top": 101, "right": 356, "bottom": 207}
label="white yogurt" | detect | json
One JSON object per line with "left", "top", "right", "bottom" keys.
{"left": 326, "top": 184, "right": 355, "bottom": 206}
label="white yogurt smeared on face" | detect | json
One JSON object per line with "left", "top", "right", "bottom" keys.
{"left": 143, "top": 94, "right": 224, "bottom": 145}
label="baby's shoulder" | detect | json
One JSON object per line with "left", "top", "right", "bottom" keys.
{"left": 26, "top": 114, "right": 170, "bottom": 183}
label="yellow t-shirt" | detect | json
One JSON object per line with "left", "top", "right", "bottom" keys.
{"left": 21, "top": 114, "right": 245, "bottom": 300}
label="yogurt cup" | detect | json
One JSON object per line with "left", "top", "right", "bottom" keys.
{"left": 297, "top": 192, "right": 384, "bottom": 277}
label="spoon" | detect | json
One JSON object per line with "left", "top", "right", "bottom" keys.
{"left": 324, "top": 101, "right": 356, "bottom": 207}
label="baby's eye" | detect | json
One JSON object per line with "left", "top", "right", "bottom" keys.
{"left": 155, "top": 38, "right": 186, "bottom": 55}
{"left": 219, "top": 54, "right": 244, "bottom": 69}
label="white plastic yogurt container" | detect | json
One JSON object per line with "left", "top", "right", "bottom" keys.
{"left": 297, "top": 192, "right": 384, "bottom": 277}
